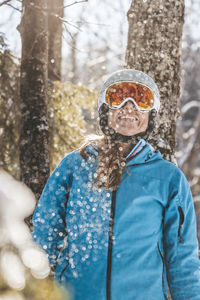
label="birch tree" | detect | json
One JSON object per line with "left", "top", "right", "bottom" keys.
{"left": 126, "top": 0, "right": 185, "bottom": 161}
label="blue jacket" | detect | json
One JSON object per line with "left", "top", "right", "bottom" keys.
{"left": 32, "top": 142, "right": 200, "bottom": 300}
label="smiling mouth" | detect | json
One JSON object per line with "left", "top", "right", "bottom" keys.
{"left": 119, "top": 116, "right": 139, "bottom": 121}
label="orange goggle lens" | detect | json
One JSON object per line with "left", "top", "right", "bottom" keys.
{"left": 105, "top": 82, "right": 155, "bottom": 110}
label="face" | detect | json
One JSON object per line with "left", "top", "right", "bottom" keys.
{"left": 108, "top": 101, "right": 149, "bottom": 136}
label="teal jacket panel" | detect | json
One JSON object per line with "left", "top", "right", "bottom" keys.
{"left": 32, "top": 143, "right": 200, "bottom": 300}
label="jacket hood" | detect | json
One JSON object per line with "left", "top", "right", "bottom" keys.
{"left": 98, "top": 69, "right": 160, "bottom": 112}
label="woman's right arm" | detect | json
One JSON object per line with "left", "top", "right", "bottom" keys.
{"left": 32, "top": 154, "right": 73, "bottom": 268}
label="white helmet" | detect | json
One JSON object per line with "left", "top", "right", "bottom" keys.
{"left": 98, "top": 69, "right": 160, "bottom": 113}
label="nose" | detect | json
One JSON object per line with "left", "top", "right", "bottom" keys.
{"left": 123, "top": 100, "right": 136, "bottom": 111}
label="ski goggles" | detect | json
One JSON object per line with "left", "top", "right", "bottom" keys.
{"left": 104, "top": 82, "right": 156, "bottom": 111}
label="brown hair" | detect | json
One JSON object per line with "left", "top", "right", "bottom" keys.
{"left": 79, "top": 135, "right": 126, "bottom": 191}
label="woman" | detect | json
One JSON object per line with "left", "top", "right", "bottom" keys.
{"left": 32, "top": 69, "right": 200, "bottom": 300}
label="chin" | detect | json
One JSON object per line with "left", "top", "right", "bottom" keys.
{"left": 117, "top": 132, "right": 137, "bottom": 136}
{"left": 116, "top": 128, "right": 146, "bottom": 136}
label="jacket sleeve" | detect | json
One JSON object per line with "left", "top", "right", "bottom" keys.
{"left": 32, "top": 154, "right": 73, "bottom": 268}
{"left": 163, "top": 168, "right": 200, "bottom": 300}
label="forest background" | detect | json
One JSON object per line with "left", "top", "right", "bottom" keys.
{"left": 0, "top": 0, "right": 200, "bottom": 299}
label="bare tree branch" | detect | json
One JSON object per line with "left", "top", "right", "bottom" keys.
{"left": 87, "top": 51, "right": 124, "bottom": 67}
{"left": 67, "top": 20, "right": 111, "bottom": 27}
{"left": 59, "top": 16, "right": 83, "bottom": 31}
{"left": 181, "top": 100, "right": 200, "bottom": 114}
{"left": 180, "top": 110, "right": 200, "bottom": 169}
{"left": 25, "top": 0, "right": 88, "bottom": 12}
{"left": 63, "top": 0, "right": 88, "bottom": 9}
{"left": 0, "top": 0, "right": 11, "bottom": 7}
{"left": 62, "top": 24, "right": 83, "bottom": 52}
{"left": 6, "top": 3, "right": 22, "bottom": 12}
{"left": 63, "top": 23, "right": 76, "bottom": 42}
{"left": 55, "top": 130, "right": 68, "bottom": 145}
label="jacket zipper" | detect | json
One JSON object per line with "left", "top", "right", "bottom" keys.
{"left": 52, "top": 194, "right": 70, "bottom": 279}
{"left": 59, "top": 238, "right": 69, "bottom": 281}
{"left": 51, "top": 234, "right": 69, "bottom": 277}
{"left": 157, "top": 242, "right": 168, "bottom": 300}
{"left": 178, "top": 206, "right": 184, "bottom": 243}
{"left": 106, "top": 190, "right": 117, "bottom": 300}
{"left": 59, "top": 192, "right": 70, "bottom": 280}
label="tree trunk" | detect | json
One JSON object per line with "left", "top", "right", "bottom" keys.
{"left": 19, "top": 0, "right": 49, "bottom": 199}
{"left": 126, "top": 0, "right": 185, "bottom": 161}
{"left": 48, "top": 0, "right": 64, "bottom": 81}
{"left": 70, "top": 32, "right": 79, "bottom": 84}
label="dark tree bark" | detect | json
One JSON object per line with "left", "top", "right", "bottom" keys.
{"left": 18, "top": 0, "right": 49, "bottom": 199}
{"left": 48, "top": 0, "right": 64, "bottom": 81}
{"left": 126, "top": 0, "right": 185, "bottom": 161}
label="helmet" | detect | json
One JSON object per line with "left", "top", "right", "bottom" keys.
{"left": 98, "top": 69, "right": 160, "bottom": 112}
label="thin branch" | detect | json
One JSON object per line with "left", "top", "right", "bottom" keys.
{"left": 67, "top": 20, "right": 111, "bottom": 27}
{"left": 9, "top": 51, "right": 20, "bottom": 61}
{"left": 55, "top": 129, "right": 68, "bottom": 146}
{"left": 63, "top": 23, "right": 75, "bottom": 42}
{"left": 27, "top": 0, "right": 88, "bottom": 12}
{"left": 63, "top": 0, "right": 88, "bottom": 9}
{"left": 59, "top": 16, "right": 83, "bottom": 31}
{"left": 182, "top": 100, "right": 200, "bottom": 114}
{"left": 22, "top": 2, "right": 85, "bottom": 32}
{"left": 179, "top": 110, "right": 200, "bottom": 168}
{"left": 6, "top": 3, "right": 22, "bottom": 12}
{"left": 62, "top": 25, "right": 83, "bottom": 53}
{"left": 0, "top": 0, "right": 11, "bottom": 7}
{"left": 87, "top": 51, "right": 124, "bottom": 67}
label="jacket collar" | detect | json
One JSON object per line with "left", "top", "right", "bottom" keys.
{"left": 125, "top": 139, "right": 147, "bottom": 160}
{"left": 126, "top": 142, "right": 163, "bottom": 166}
{"left": 86, "top": 140, "right": 163, "bottom": 166}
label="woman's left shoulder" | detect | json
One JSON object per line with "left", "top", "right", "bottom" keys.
{"left": 150, "top": 152, "right": 188, "bottom": 188}
{"left": 159, "top": 158, "right": 190, "bottom": 194}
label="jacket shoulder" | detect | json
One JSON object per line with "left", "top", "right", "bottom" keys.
{"left": 146, "top": 154, "right": 189, "bottom": 194}
{"left": 159, "top": 159, "right": 191, "bottom": 201}
{"left": 57, "top": 150, "right": 83, "bottom": 168}
{"left": 159, "top": 159, "right": 189, "bottom": 184}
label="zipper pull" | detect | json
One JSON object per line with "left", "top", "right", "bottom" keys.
{"left": 125, "top": 165, "right": 131, "bottom": 175}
